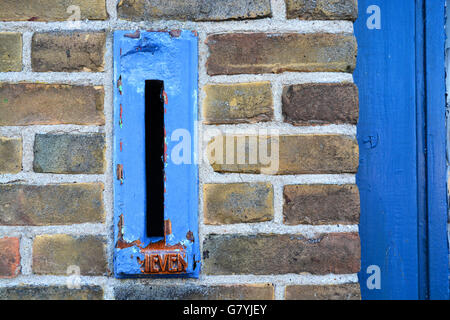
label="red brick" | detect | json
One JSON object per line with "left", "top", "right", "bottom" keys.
{"left": 0, "top": 237, "right": 20, "bottom": 278}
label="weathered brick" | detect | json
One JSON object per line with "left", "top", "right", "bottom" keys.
{"left": 33, "top": 235, "right": 107, "bottom": 275}
{"left": 282, "top": 83, "right": 359, "bottom": 125}
{"left": 286, "top": 0, "right": 358, "bottom": 21}
{"left": 208, "top": 134, "right": 359, "bottom": 174}
{"left": 0, "top": 83, "right": 105, "bottom": 126}
{"left": 115, "top": 283, "right": 274, "bottom": 300}
{"left": 203, "top": 82, "right": 273, "bottom": 124}
{"left": 0, "top": 33, "right": 22, "bottom": 72}
{"left": 204, "top": 183, "right": 274, "bottom": 225}
{"left": 206, "top": 33, "right": 357, "bottom": 75}
{"left": 285, "top": 283, "right": 361, "bottom": 300}
{"left": 0, "top": 237, "right": 20, "bottom": 278}
{"left": 32, "top": 32, "right": 106, "bottom": 72}
{"left": 0, "top": 285, "right": 103, "bottom": 300}
{"left": 0, "top": 183, "right": 104, "bottom": 226}
{"left": 0, "top": 0, "right": 108, "bottom": 21}
{"left": 34, "top": 134, "right": 105, "bottom": 174}
{"left": 203, "top": 233, "right": 360, "bottom": 275}
{"left": 0, "top": 137, "right": 22, "bottom": 174}
{"left": 283, "top": 184, "right": 360, "bottom": 225}
{"left": 118, "top": 0, "right": 271, "bottom": 21}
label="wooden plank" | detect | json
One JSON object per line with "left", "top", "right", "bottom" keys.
{"left": 424, "top": 0, "right": 449, "bottom": 300}
{"left": 354, "top": 1, "right": 420, "bottom": 299}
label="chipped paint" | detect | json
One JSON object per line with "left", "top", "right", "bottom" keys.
{"left": 121, "top": 36, "right": 160, "bottom": 57}
{"left": 124, "top": 30, "right": 140, "bottom": 39}
{"left": 116, "top": 214, "right": 141, "bottom": 249}
{"left": 186, "top": 231, "right": 195, "bottom": 243}
{"left": 169, "top": 29, "right": 182, "bottom": 38}
{"left": 119, "top": 104, "right": 123, "bottom": 128}
{"left": 116, "top": 164, "right": 124, "bottom": 185}
{"left": 116, "top": 214, "right": 189, "bottom": 274}
{"left": 117, "top": 76, "right": 123, "bottom": 95}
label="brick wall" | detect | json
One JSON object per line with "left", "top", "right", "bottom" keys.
{"left": 0, "top": 0, "right": 360, "bottom": 300}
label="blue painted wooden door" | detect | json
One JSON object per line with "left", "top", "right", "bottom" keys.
{"left": 354, "top": 0, "right": 449, "bottom": 299}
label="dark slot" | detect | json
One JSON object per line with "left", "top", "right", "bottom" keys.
{"left": 145, "top": 80, "right": 165, "bottom": 237}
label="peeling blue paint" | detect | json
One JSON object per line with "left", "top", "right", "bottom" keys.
{"left": 113, "top": 30, "right": 200, "bottom": 278}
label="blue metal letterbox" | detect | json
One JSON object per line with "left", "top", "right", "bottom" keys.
{"left": 113, "top": 30, "right": 200, "bottom": 278}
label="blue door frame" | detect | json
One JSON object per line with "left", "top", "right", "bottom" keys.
{"left": 354, "top": 0, "right": 449, "bottom": 299}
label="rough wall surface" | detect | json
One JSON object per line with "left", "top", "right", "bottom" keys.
{"left": 0, "top": 0, "right": 360, "bottom": 300}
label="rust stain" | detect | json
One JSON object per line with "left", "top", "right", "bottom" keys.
{"left": 119, "top": 104, "right": 123, "bottom": 127}
{"left": 140, "top": 239, "right": 185, "bottom": 252}
{"left": 116, "top": 214, "right": 141, "bottom": 249}
{"left": 163, "top": 127, "right": 168, "bottom": 164}
{"left": 124, "top": 30, "right": 140, "bottom": 39}
{"left": 117, "top": 76, "right": 123, "bottom": 95}
{"left": 139, "top": 235, "right": 187, "bottom": 274}
{"left": 116, "top": 216, "right": 189, "bottom": 274}
{"left": 169, "top": 30, "right": 182, "bottom": 37}
{"left": 162, "top": 90, "right": 168, "bottom": 105}
{"left": 164, "top": 219, "right": 172, "bottom": 237}
{"left": 163, "top": 90, "right": 169, "bottom": 104}
{"left": 163, "top": 100, "right": 168, "bottom": 195}
{"left": 116, "top": 164, "right": 124, "bottom": 184}
{"left": 146, "top": 29, "right": 168, "bottom": 33}
{"left": 186, "top": 231, "right": 195, "bottom": 243}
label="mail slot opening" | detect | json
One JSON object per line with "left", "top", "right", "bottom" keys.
{"left": 145, "top": 80, "right": 165, "bottom": 237}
